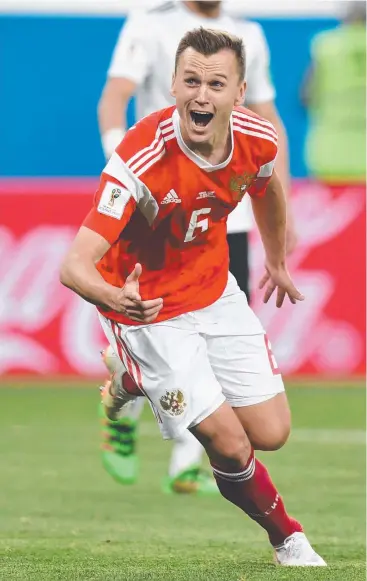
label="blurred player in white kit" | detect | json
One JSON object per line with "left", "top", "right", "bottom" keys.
{"left": 97, "top": 0, "right": 297, "bottom": 494}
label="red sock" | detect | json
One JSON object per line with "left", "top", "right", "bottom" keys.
{"left": 212, "top": 449, "right": 302, "bottom": 546}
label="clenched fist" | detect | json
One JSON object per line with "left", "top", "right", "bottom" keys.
{"left": 108, "top": 263, "right": 163, "bottom": 323}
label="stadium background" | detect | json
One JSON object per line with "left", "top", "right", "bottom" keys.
{"left": 0, "top": 0, "right": 365, "bottom": 378}
{"left": 0, "top": 2, "right": 365, "bottom": 580}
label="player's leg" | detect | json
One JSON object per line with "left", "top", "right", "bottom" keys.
{"left": 197, "top": 277, "right": 326, "bottom": 565}
{"left": 227, "top": 231, "right": 250, "bottom": 301}
{"left": 190, "top": 401, "right": 326, "bottom": 566}
{"left": 98, "top": 307, "right": 324, "bottom": 565}
{"left": 163, "top": 430, "right": 218, "bottom": 495}
{"left": 99, "top": 345, "right": 143, "bottom": 485}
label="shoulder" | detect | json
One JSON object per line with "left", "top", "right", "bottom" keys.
{"left": 115, "top": 107, "right": 175, "bottom": 176}
{"left": 148, "top": 1, "right": 177, "bottom": 15}
{"left": 310, "top": 27, "right": 338, "bottom": 55}
{"left": 235, "top": 19, "right": 268, "bottom": 44}
{"left": 233, "top": 106, "right": 277, "bottom": 141}
{"left": 138, "top": 2, "right": 180, "bottom": 27}
{"left": 232, "top": 106, "right": 278, "bottom": 159}
{"left": 123, "top": 3, "right": 178, "bottom": 34}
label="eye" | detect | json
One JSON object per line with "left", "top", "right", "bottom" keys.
{"left": 211, "top": 80, "right": 225, "bottom": 89}
{"left": 185, "top": 77, "right": 199, "bottom": 86}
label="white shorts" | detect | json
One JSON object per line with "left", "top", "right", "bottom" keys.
{"left": 99, "top": 273, "right": 284, "bottom": 440}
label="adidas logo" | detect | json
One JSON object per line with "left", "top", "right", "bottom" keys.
{"left": 196, "top": 191, "right": 216, "bottom": 200}
{"left": 161, "top": 189, "right": 181, "bottom": 204}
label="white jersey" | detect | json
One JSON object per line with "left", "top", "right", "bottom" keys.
{"left": 108, "top": 1, "right": 276, "bottom": 233}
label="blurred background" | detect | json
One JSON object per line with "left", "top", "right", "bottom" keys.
{"left": 0, "top": 2, "right": 365, "bottom": 579}
{"left": 0, "top": 0, "right": 365, "bottom": 379}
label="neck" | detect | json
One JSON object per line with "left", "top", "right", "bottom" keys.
{"left": 183, "top": 1, "right": 221, "bottom": 19}
{"left": 180, "top": 120, "right": 232, "bottom": 165}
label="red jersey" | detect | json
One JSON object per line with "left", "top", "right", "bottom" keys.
{"left": 84, "top": 106, "right": 278, "bottom": 325}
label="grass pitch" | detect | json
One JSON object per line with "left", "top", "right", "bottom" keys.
{"left": 0, "top": 382, "right": 365, "bottom": 581}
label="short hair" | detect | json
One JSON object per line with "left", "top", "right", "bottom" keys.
{"left": 175, "top": 27, "right": 246, "bottom": 81}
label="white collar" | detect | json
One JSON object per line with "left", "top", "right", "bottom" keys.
{"left": 172, "top": 109, "right": 234, "bottom": 172}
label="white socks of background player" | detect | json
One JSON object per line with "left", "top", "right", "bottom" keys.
{"left": 168, "top": 430, "right": 205, "bottom": 478}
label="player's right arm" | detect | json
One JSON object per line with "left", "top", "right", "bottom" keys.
{"left": 60, "top": 174, "right": 163, "bottom": 323}
{"left": 98, "top": 11, "right": 155, "bottom": 159}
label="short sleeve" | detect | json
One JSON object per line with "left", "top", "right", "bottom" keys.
{"left": 83, "top": 174, "right": 137, "bottom": 245}
{"left": 108, "top": 12, "right": 156, "bottom": 85}
{"left": 248, "top": 140, "right": 278, "bottom": 198}
{"left": 244, "top": 24, "right": 276, "bottom": 105}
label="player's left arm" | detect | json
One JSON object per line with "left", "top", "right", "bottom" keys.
{"left": 244, "top": 24, "right": 297, "bottom": 254}
{"left": 250, "top": 171, "right": 304, "bottom": 308}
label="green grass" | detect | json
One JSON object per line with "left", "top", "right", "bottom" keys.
{"left": 0, "top": 382, "right": 365, "bottom": 581}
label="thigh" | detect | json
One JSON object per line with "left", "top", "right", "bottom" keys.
{"left": 200, "top": 290, "right": 284, "bottom": 407}
{"left": 99, "top": 313, "right": 225, "bottom": 441}
{"left": 234, "top": 392, "right": 291, "bottom": 451}
{"left": 227, "top": 231, "right": 250, "bottom": 301}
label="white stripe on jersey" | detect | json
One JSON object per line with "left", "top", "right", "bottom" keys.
{"left": 232, "top": 117, "right": 278, "bottom": 142}
{"left": 161, "top": 124, "right": 175, "bottom": 135}
{"left": 159, "top": 117, "right": 174, "bottom": 127}
{"left": 126, "top": 119, "right": 174, "bottom": 174}
{"left": 163, "top": 132, "right": 175, "bottom": 142}
{"left": 135, "top": 148, "right": 167, "bottom": 178}
{"left": 232, "top": 110, "right": 277, "bottom": 135}
{"left": 233, "top": 125, "right": 278, "bottom": 147}
{"left": 126, "top": 127, "right": 162, "bottom": 168}
{"left": 130, "top": 137, "right": 166, "bottom": 173}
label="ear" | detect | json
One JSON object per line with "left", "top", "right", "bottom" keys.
{"left": 234, "top": 80, "right": 246, "bottom": 106}
{"left": 170, "top": 72, "right": 177, "bottom": 98}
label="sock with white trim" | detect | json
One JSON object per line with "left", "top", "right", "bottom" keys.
{"left": 212, "top": 449, "right": 302, "bottom": 546}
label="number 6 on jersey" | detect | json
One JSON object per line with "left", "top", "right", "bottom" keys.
{"left": 184, "top": 208, "right": 212, "bottom": 243}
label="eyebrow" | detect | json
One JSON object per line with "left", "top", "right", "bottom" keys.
{"left": 183, "top": 69, "right": 228, "bottom": 80}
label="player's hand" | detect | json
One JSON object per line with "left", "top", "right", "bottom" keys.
{"left": 110, "top": 263, "right": 163, "bottom": 322}
{"left": 259, "top": 262, "right": 304, "bottom": 308}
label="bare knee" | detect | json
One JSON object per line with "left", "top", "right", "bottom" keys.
{"left": 192, "top": 425, "right": 251, "bottom": 470}
{"left": 210, "top": 432, "right": 251, "bottom": 468}
{"left": 191, "top": 402, "right": 252, "bottom": 470}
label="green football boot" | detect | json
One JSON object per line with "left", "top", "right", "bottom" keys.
{"left": 100, "top": 404, "right": 139, "bottom": 485}
{"left": 162, "top": 466, "right": 219, "bottom": 495}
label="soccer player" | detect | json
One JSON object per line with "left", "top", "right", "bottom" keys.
{"left": 97, "top": 0, "right": 297, "bottom": 493}
{"left": 302, "top": 0, "right": 366, "bottom": 182}
{"left": 61, "top": 28, "right": 325, "bottom": 566}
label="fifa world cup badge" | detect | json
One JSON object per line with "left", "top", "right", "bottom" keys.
{"left": 159, "top": 390, "right": 187, "bottom": 416}
{"left": 108, "top": 188, "right": 122, "bottom": 207}
{"left": 229, "top": 171, "right": 257, "bottom": 202}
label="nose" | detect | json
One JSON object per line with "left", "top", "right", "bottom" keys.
{"left": 195, "top": 84, "right": 209, "bottom": 106}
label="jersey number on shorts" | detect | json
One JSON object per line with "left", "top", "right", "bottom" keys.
{"left": 184, "top": 208, "right": 211, "bottom": 243}
{"left": 265, "top": 335, "right": 280, "bottom": 375}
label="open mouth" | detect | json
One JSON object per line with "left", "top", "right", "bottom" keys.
{"left": 190, "top": 111, "right": 214, "bottom": 128}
